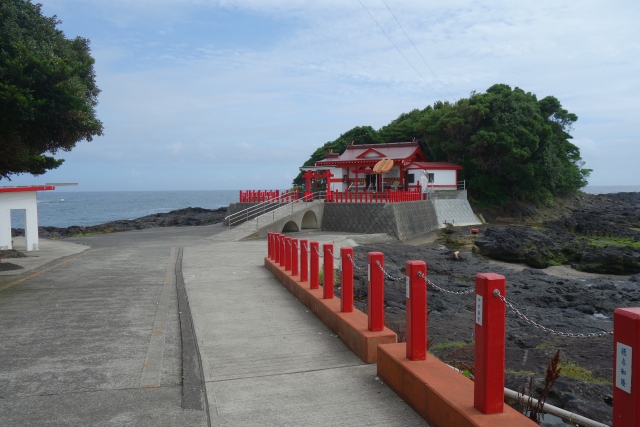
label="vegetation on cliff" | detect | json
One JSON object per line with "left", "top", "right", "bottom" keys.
{"left": 295, "top": 84, "right": 590, "bottom": 206}
{"left": 0, "top": 0, "right": 103, "bottom": 180}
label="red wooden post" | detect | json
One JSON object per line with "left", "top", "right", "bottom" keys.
{"left": 279, "top": 234, "right": 286, "bottom": 267}
{"left": 474, "top": 273, "right": 506, "bottom": 414}
{"left": 613, "top": 308, "right": 640, "bottom": 426}
{"left": 285, "top": 237, "right": 292, "bottom": 271}
{"left": 274, "top": 234, "right": 281, "bottom": 264}
{"left": 340, "top": 247, "right": 354, "bottom": 312}
{"left": 310, "top": 241, "right": 320, "bottom": 289}
{"left": 368, "top": 252, "right": 385, "bottom": 332}
{"left": 300, "top": 239, "right": 309, "bottom": 282}
{"left": 406, "top": 261, "right": 427, "bottom": 361}
{"left": 323, "top": 243, "right": 334, "bottom": 299}
{"left": 291, "top": 239, "right": 299, "bottom": 276}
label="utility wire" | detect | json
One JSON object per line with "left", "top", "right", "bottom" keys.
{"left": 357, "top": 0, "right": 445, "bottom": 100}
{"left": 382, "top": 0, "right": 455, "bottom": 102}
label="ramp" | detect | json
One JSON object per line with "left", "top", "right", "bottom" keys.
{"left": 210, "top": 200, "right": 324, "bottom": 242}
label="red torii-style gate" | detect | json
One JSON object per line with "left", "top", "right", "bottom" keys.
{"left": 302, "top": 170, "right": 333, "bottom": 201}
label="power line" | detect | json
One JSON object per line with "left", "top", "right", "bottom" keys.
{"left": 357, "top": 0, "right": 445, "bottom": 100}
{"left": 382, "top": 0, "right": 455, "bottom": 101}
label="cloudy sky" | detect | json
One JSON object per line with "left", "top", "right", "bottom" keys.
{"left": 10, "top": 0, "right": 640, "bottom": 190}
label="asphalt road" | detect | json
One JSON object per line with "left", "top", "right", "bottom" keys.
{"left": 0, "top": 224, "right": 226, "bottom": 426}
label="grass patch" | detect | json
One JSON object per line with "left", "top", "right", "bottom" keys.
{"left": 587, "top": 236, "right": 640, "bottom": 249}
{"left": 431, "top": 340, "right": 474, "bottom": 351}
{"left": 558, "top": 359, "right": 611, "bottom": 385}
{"left": 631, "top": 227, "right": 640, "bottom": 232}
{"left": 535, "top": 343, "right": 555, "bottom": 350}
{"left": 505, "top": 369, "right": 537, "bottom": 375}
{"left": 72, "top": 227, "right": 114, "bottom": 238}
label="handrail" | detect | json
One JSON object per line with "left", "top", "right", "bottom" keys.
{"left": 225, "top": 193, "right": 299, "bottom": 227}
{"left": 254, "top": 191, "right": 327, "bottom": 229}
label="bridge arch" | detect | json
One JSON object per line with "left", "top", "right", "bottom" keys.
{"left": 282, "top": 220, "right": 299, "bottom": 232}
{"left": 301, "top": 211, "right": 318, "bottom": 229}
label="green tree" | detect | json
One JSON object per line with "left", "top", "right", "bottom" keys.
{"left": 295, "top": 84, "right": 590, "bottom": 205}
{"left": 0, "top": 0, "right": 103, "bottom": 180}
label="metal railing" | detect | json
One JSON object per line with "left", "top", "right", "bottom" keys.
{"left": 253, "top": 191, "right": 327, "bottom": 229}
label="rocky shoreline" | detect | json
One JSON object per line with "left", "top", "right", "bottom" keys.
{"left": 11, "top": 207, "right": 228, "bottom": 239}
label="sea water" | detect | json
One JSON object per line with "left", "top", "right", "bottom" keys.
{"left": 11, "top": 190, "right": 239, "bottom": 229}
{"left": 10, "top": 186, "right": 639, "bottom": 229}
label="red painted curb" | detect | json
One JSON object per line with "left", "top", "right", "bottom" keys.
{"left": 377, "top": 343, "right": 538, "bottom": 427}
{"left": 265, "top": 257, "right": 396, "bottom": 363}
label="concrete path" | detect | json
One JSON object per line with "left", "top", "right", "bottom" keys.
{"left": 0, "top": 226, "right": 221, "bottom": 426}
{"left": 182, "top": 237, "right": 428, "bottom": 426}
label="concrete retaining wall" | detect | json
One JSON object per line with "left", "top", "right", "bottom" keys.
{"left": 432, "top": 199, "right": 481, "bottom": 227}
{"left": 322, "top": 201, "right": 440, "bottom": 240}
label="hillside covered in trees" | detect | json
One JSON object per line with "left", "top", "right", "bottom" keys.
{"left": 294, "top": 84, "right": 590, "bottom": 206}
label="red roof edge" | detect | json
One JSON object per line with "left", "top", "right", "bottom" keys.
{"left": 0, "top": 185, "right": 55, "bottom": 193}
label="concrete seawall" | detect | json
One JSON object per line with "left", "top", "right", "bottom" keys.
{"left": 322, "top": 201, "right": 440, "bottom": 241}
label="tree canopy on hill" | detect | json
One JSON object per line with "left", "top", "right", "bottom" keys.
{"left": 294, "top": 84, "right": 590, "bottom": 206}
{"left": 0, "top": 0, "right": 103, "bottom": 180}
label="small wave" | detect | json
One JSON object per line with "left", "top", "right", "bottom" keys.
{"left": 60, "top": 199, "right": 65, "bottom": 202}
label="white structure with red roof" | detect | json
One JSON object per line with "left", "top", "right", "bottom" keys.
{"left": 0, "top": 184, "right": 57, "bottom": 251}
{"left": 310, "top": 141, "right": 462, "bottom": 193}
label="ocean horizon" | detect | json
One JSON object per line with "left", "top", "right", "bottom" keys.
{"left": 9, "top": 185, "right": 640, "bottom": 229}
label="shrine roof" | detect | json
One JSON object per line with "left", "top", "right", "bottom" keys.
{"left": 315, "top": 142, "right": 423, "bottom": 165}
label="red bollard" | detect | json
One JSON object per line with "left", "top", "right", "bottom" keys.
{"left": 299, "top": 239, "right": 309, "bottom": 282}
{"left": 279, "top": 234, "right": 286, "bottom": 267}
{"left": 340, "top": 247, "right": 354, "bottom": 312}
{"left": 474, "top": 273, "right": 506, "bottom": 415}
{"left": 323, "top": 243, "right": 334, "bottom": 299}
{"left": 406, "top": 261, "right": 427, "bottom": 361}
{"left": 285, "top": 237, "right": 292, "bottom": 271}
{"left": 310, "top": 241, "right": 320, "bottom": 289}
{"left": 267, "top": 232, "right": 273, "bottom": 259}
{"left": 291, "top": 239, "right": 299, "bottom": 277}
{"left": 274, "top": 234, "right": 281, "bottom": 264}
{"left": 367, "top": 252, "right": 385, "bottom": 332}
{"left": 613, "top": 308, "right": 640, "bottom": 426}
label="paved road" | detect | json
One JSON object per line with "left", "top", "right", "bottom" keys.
{"left": 0, "top": 225, "right": 224, "bottom": 426}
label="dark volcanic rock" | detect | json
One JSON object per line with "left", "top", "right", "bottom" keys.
{"left": 0, "top": 249, "right": 28, "bottom": 259}
{"left": 630, "top": 273, "right": 640, "bottom": 282}
{"left": 0, "top": 262, "right": 23, "bottom": 271}
{"left": 475, "top": 193, "right": 640, "bottom": 274}
{"left": 12, "top": 206, "right": 228, "bottom": 239}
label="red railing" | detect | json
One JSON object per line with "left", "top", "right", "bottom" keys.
{"left": 330, "top": 188, "right": 422, "bottom": 203}
{"left": 240, "top": 188, "right": 423, "bottom": 203}
{"left": 239, "top": 189, "right": 299, "bottom": 203}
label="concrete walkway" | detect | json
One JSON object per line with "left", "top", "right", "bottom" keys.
{"left": 182, "top": 237, "right": 428, "bottom": 426}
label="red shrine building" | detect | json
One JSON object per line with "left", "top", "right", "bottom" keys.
{"left": 304, "top": 141, "right": 462, "bottom": 193}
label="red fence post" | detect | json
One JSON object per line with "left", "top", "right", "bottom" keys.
{"left": 474, "top": 273, "right": 506, "bottom": 414}
{"left": 310, "top": 241, "right": 320, "bottom": 289}
{"left": 300, "top": 239, "right": 309, "bottom": 282}
{"left": 285, "top": 237, "right": 292, "bottom": 271}
{"left": 406, "top": 260, "right": 427, "bottom": 361}
{"left": 279, "top": 234, "right": 286, "bottom": 267}
{"left": 340, "top": 247, "right": 354, "bottom": 312}
{"left": 291, "top": 239, "right": 299, "bottom": 277}
{"left": 368, "top": 252, "right": 385, "bottom": 332}
{"left": 267, "top": 232, "right": 272, "bottom": 259}
{"left": 274, "top": 234, "right": 281, "bottom": 264}
{"left": 613, "top": 308, "right": 640, "bottom": 426}
{"left": 323, "top": 243, "right": 334, "bottom": 299}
